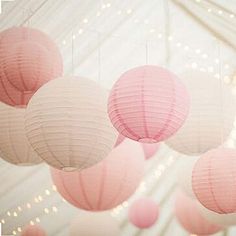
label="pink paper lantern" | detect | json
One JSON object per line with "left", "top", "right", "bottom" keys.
{"left": 128, "top": 198, "right": 159, "bottom": 228}
{"left": 0, "top": 26, "right": 63, "bottom": 107}
{"left": 21, "top": 225, "right": 46, "bottom": 236}
{"left": 50, "top": 139, "right": 144, "bottom": 211}
{"left": 192, "top": 148, "right": 236, "bottom": 214}
{"left": 175, "top": 191, "right": 223, "bottom": 235}
{"left": 108, "top": 65, "right": 190, "bottom": 143}
{"left": 115, "top": 134, "right": 160, "bottom": 160}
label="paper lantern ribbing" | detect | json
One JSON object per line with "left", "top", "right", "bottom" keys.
{"left": 0, "top": 26, "right": 63, "bottom": 107}
{"left": 0, "top": 102, "right": 42, "bottom": 166}
{"left": 192, "top": 148, "right": 236, "bottom": 214}
{"left": 69, "top": 212, "right": 120, "bottom": 236}
{"left": 21, "top": 225, "right": 46, "bottom": 236}
{"left": 108, "top": 65, "right": 190, "bottom": 143}
{"left": 25, "top": 77, "right": 117, "bottom": 171}
{"left": 128, "top": 198, "right": 159, "bottom": 228}
{"left": 199, "top": 204, "right": 236, "bottom": 226}
{"left": 166, "top": 70, "right": 236, "bottom": 155}
{"left": 50, "top": 139, "right": 144, "bottom": 211}
{"left": 115, "top": 134, "right": 160, "bottom": 160}
{"left": 175, "top": 191, "right": 223, "bottom": 235}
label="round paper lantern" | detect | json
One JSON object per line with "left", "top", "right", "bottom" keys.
{"left": 50, "top": 138, "right": 144, "bottom": 211}
{"left": 25, "top": 77, "right": 117, "bottom": 171}
{"left": 69, "top": 212, "right": 120, "bottom": 236}
{"left": 0, "top": 102, "right": 42, "bottom": 166}
{"left": 21, "top": 225, "right": 46, "bottom": 236}
{"left": 175, "top": 191, "right": 223, "bottom": 235}
{"left": 192, "top": 148, "right": 236, "bottom": 214}
{"left": 128, "top": 198, "right": 159, "bottom": 228}
{"left": 108, "top": 65, "right": 190, "bottom": 143}
{"left": 166, "top": 70, "right": 236, "bottom": 155}
{"left": 0, "top": 26, "right": 63, "bottom": 107}
{"left": 199, "top": 203, "right": 236, "bottom": 226}
{"left": 115, "top": 134, "right": 160, "bottom": 160}
{"left": 177, "top": 156, "right": 199, "bottom": 199}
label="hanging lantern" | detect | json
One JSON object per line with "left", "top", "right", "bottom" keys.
{"left": 0, "top": 102, "right": 42, "bottom": 166}
{"left": 108, "top": 65, "right": 190, "bottom": 143}
{"left": 166, "top": 70, "right": 236, "bottom": 155}
{"left": 50, "top": 139, "right": 144, "bottom": 211}
{"left": 192, "top": 148, "right": 236, "bottom": 214}
{"left": 115, "top": 134, "right": 160, "bottom": 160}
{"left": 0, "top": 26, "right": 63, "bottom": 107}
{"left": 175, "top": 191, "right": 223, "bottom": 235}
{"left": 69, "top": 212, "right": 120, "bottom": 236}
{"left": 21, "top": 225, "right": 46, "bottom": 236}
{"left": 128, "top": 198, "right": 159, "bottom": 228}
{"left": 25, "top": 77, "right": 117, "bottom": 171}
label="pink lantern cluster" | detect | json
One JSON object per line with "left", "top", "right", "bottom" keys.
{"left": 21, "top": 225, "right": 46, "bottom": 236}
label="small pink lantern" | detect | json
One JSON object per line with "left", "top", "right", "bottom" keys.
{"left": 108, "top": 65, "right": 190, "bottom": 143}
{"left": 175, "top": 191, "right": 223, "bottom": 235}
{"left": 128, "top": 198, "right": 159, "bottom": 228}
{"left": 0, "top": 26, "right": 63, "bottom": 107}
{"left": 21, "top": 225, "right": 46, "bottom": 236}
{"left": 115, "top": 134, "right": 160, "bottom": 160}
{"left": 51, "top": 139, "right": 144, "bottom": 211}
{"left": 192, "top": 148, "right": 236, "bottom": 214}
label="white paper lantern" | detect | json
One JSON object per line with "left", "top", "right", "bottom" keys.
{"left": 0, "top": 102, "right": 42, "bottom": 166}
{"left": 166, "top": 70, "right": 236, "bottom": 155}
{"left": 25, "top": 77, "right": 117, "bottom": 171}
{"left": 199, "top": 203, "right": 236, "bottom": 226}
{"left": 69, "top": 212, "right": 120, "bottom": 236}
{"left": 177, "top": 156, "right": 199, "bottom": 199}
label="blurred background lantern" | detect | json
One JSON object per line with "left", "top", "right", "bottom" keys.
{"left": 69, "top": 212, "right": 120, "bottom": 236}
{"left": 108, "top": 65, "right": 190, "bottom": 143}
{"left": 0, "top": 26, "right": 63, "bottom": 107}
{"left": 0, "top": 102, "right": 42, "bottom": 166}
{"left": 166, "top": 70, "right": 236, "bottom": 155}
{"left": 51, "top": 138, "right": 144, "bottom": 211}
{"left": 25, "top": 77, "right": 117, "bottom": 171}
{"left": 21, "top": 225, "right": 46, "bottom": 236}
{"left": 192, "top": 148, "right": 236, "bottom": 214}
{"left": 174, "top": 190, "right": 223, "bottom": 235}
{"left": 128, "top": 198, "right": 159, "bottom": 229}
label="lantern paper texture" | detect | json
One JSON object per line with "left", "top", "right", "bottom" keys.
{"left": 166, "top": 70, "right": 236, "bottom": 155}
{"left": 0, "top": 102, "right": 42, "bottom": 166}
{"left": 192, "top": 148, "right": 236, "bottom": 214}
{"left": 0, "top": 26, "right": 63, "bottom": 106}
{"left": 25, "top": 77, "right": 117, "bottom": 171}
{"left": 128, "top": 198, "right": 159, "bottom": 228}
{"left": 108, "top": 65, "right": 190, "bottom": 143}
{"left": 50, "top": 139, "right": 144, "bottom": 211}
{"left": 69, "top": 212, "right": 120, "bottom": 236}
{"left": 175, "top": 191, "right": 222, "bottom": 235}
{"left": 21, "top": 225, "right": 46, "bottom": 236}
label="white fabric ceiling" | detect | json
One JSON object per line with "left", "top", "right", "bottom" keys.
{"left": 0, "top": 0, "right": 235, "bottom": 235}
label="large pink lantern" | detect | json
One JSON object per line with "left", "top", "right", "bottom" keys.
{"left": 0, "top": 26, "right": 63, "bottom": 107}
{"left": 115, "top": 134, "right": 160, "bottom": 160}
{"left": 192, "top": 148, "right": 236, "bottom": 214}
{"left": 175, "top": 191, "right": 223, "bottom": 235}
{"left": 21, "top": 225, "right": 46, "bottom": 236}
{"left": 128, "top": 198, "right": 159, "bottom": 228}
{"left": 51, "top": 139, "right": 144, "bottom": 211}
{"left": 108, "top": 65, "right": 190, "bottom": 143}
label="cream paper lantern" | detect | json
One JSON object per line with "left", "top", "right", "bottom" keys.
{"left": 0, "top": 102, "right": 42, "bottom": 166}
{"left": 25, "top": 77, "right": 117, "bottom": 171}
{"left": 166, "top": 70, "right": 236, "bottom": 155}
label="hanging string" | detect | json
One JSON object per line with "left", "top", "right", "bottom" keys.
{"left": 97, "top": 31, "right": 101, "bottom": 84}
{"left": 145, "top": 41, "right": 148, "bottom": 64}
{"left": 71, "top": 30, "right": 75, "bottom": 76}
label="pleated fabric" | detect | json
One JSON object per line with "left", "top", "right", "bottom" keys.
{"left": 0, "top": 26, "right": 63, "bottom": 106}
{"left": 25, "top": 77, "right": 117, "bottom": 171}
{"left": 108, "top": 65, "right": 190, "bottom": 143}
{"left": 50, "top": 139, "right": 144, "bottom": 211}
{"left": 0, "top": 102, "right": 42, "bottom": 166}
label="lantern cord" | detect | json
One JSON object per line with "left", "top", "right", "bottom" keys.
{"left": 145, "top": 41, "right": 148, "bottom": 64}
{"left": 97, "top": 31, "right": 101, "bottom": 84}
{"left": 71, "top": 30, "right": 75, "bottom": 76}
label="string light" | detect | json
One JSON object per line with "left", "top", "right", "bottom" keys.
{"left": 44, "top": 208, "right": 49, "bottom": 214}
{"left": 30, "top": 220, "right": 35, "bottom": 225}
